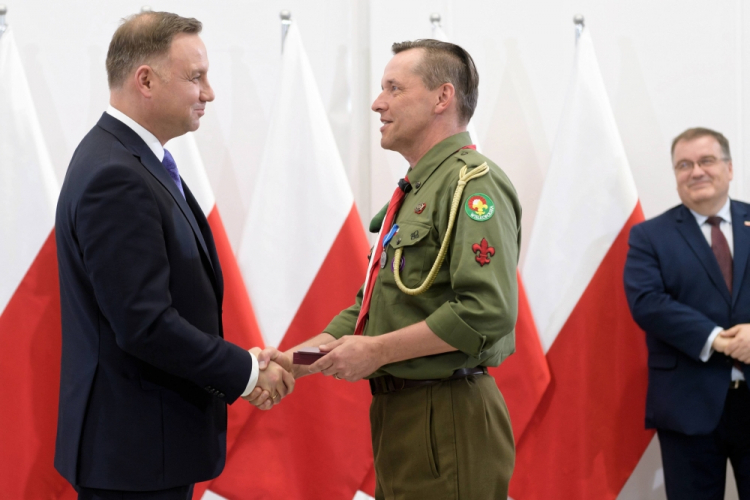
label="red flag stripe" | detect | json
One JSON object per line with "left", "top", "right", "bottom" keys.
{"left": 212, "top": 206, "right": 373, "bottom": 500}
{"left": 358, "top": 464, "right": 377, "bottom": 498}
{"left": 490, "top": 273, "right": 550, "bottom": 442}
{"left": 207, "top": 207, "right": 263, "bottom": 352}
{"left": 194, "top": 207, "right": 264, "bottom": 500}
{"left": 511, "top": 204, "right": 653, "bottom": 500}
{"left": 0, "top": 231, "right": 75, "bottom": 499}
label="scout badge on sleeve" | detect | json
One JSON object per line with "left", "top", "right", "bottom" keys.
{"left": 472, "top": 238, "right": 495, "bottom": 266}
{"left": 465, "top": 193, "right": 495, "bottom": 222}
{"left": 393, "top": 163, "right": 490, "bottom": 296}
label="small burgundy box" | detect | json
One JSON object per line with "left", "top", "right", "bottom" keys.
{"left": 293, "top": 347, "right": 327, "bottom": 365}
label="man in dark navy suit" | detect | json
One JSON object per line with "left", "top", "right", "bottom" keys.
{"left": 625, "top": 128, "right": 750, "bottom": 499}
{"left": 55, "top": 12, "right": 293, "bottom": 500}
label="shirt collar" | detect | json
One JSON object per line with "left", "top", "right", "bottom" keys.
{"left": 106, "top": 105, "right": 164, "bottom": 162}
{"left": 406, "top": 132, "right": 473, "bottom": 193}
{"left": 690, "top": 198, "right": 732, "bottom": 226}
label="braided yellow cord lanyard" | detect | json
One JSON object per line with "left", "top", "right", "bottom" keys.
{"left": 393, "top": 162, "right": 490, "bottom": 296}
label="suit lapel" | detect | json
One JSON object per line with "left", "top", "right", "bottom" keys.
{"left": 675, "top": 205, "right": 731, "bottom": 304}
{"left": 96, "top": 113, "right": 216, "bottom": 279}
{"left": 184, "top": 182, "right": 224, "bottom": 299}
{"left": 731, "top": 201, "right": 750, "bottom": 306}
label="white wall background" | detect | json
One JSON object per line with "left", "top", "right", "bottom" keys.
{"left": 5, "top": 0, "right": 748, "bottom": 498}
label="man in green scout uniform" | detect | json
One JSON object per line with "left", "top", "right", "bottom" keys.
{"left": 290, "top": 40, "right": 520, "bottom": 499}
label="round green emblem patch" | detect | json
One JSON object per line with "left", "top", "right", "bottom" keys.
{"left": 465, "top": 193, "right": 495, "bottom": 222}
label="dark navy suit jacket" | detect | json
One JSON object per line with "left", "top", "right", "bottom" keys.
{"left": 624, "top": 200, "right": 750, "bottom": 435}
{"left": 54, "top": 113, "right": 252, "bottom": 490}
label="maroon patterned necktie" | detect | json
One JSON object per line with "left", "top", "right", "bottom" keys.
{"left": 707, "top": 216, "right": 732, "bottom": 293}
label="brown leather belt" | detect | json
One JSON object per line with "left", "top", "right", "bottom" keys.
{"left": 369, "top": 367, "right": 488, "bottom": 395}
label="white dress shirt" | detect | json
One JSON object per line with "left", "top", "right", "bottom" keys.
{"left": 105, "top": 106, "right": 259, "bottom": 396}
{"left": 693, "top": 199, "right": 744, "bottom": 381}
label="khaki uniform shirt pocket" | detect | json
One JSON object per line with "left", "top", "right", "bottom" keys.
{"left": 380, "top": 220, "right": 433, "bottom": 300}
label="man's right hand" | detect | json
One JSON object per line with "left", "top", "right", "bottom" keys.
{"left": 720, "top": 324, "right": 750, "bottom": 364}
{"left": 713, "top": 330, "right": 734, "bottom": 353}
{"left": 242, "top": 358, "right": 294, "bottom": 410}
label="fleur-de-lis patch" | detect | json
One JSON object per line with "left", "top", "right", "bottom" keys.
{"left": 411, "top": 230, "right": 419, "bottom": 240}
{"left": 472, "top": 238, "right": 495, "bottom": 266}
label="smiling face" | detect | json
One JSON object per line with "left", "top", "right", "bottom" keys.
{"left": 150, "top": 33, "right": 214, "bottom": 141}
{"left": 371, "top": 49, "right": 440, "bottom": 157}
{"left": 673, "top": 135, "right": 733, "bottom": 215}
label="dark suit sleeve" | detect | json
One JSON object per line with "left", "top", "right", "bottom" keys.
{"left": 624, "top": 223, "right": 717, "bottom": 361}
{"left": 75, "top": 163, "right": 252, "bottom": 403}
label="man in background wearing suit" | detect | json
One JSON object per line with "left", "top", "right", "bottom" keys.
{"left": 55, "top": 12, "right": 292, "bottom": 500}
{"left": 625, "top": 128, "right": 750, "bottom": 499}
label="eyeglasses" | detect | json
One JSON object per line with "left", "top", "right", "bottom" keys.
{"left": 674, "top": 156, "right": 729, "bottom": 172}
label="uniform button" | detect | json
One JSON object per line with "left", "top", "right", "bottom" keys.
{"left": 396, "top": 238, "right": 402, "bottom": 244}
{"left": 219, "top": 393, "right": 225, "bottom": 398}
{"left": 415, "top": 181, "right": 422, "bottom": 188}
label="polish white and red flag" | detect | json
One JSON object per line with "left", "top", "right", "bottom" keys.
{"left": 0, "top": 27, "right": 75, "bottom": 500}
{"left": 208, "top": 22, "right": 375, "bottom": 500}
{"left": 162, "top": 132, "right": 265, "bottom": 500}
{"left": 511, "top": 26, "right": 652, "bottom": 499}
{"left": 432, "top": 23, "right": 550, "bottom": 443}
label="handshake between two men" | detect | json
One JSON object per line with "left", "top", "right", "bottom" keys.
{"left": 242, "top": 332, "right": 389, "bottom": 410}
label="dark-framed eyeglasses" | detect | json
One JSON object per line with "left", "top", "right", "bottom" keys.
{"left": 674, "top": 156, "right": 729, "bottom": 173}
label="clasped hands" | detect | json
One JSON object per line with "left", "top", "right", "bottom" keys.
{"left": 241, "top": 335, "right": 385, "bottom": 410}
{"left": 242, "top": 347, "right": 295, "bottom": 411}
{"left": 713, "top": 324, "right": 750, "bottom": 364}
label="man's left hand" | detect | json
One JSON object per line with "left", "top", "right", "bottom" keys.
{"left": 722, "top": 324, "right": 750, "bottom": 364}
{"left": 308, "top": 336, "right": 386, "bottom": 382}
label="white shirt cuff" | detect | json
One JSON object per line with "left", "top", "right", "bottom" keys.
{"left": 700, "top": 326, "right": 724, "bottom": 362}
{"left": 241, "top": 351, "right": 260, "bottom": 397}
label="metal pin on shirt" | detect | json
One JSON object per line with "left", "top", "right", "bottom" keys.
{"left": 380, "top": 224, "right": 399, "bottom": 269}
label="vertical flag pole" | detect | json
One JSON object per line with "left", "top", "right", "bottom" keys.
{"left": 280, "top": 10, "right": 292, "bottom": 54}
{"left": 573, "top": 14, "right": 585, "bottom": 41}
{"left": 0, "top": 5, "right": 8, "bottom": 40}
{"left": 429, "top": 12, "right": 441, "bottom": 39}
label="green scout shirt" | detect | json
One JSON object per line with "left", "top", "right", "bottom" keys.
{"left": 324, "top": 132, "right": 521, "bottom": 380}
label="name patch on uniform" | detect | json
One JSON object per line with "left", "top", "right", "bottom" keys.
{"left": 465, "top": 193, "right": 495, "bottom": 222}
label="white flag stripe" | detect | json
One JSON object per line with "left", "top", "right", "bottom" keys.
{"left": 353, "top": 491, "right": 375, "bottom": 500}
{"left": 200, "top": 490, "right": 228, "bottom": 500}
{"left": 166, "top": 132, "right": 216, "bottom": 216}
{"left": 522, "top": 29, "right": 638, "bottom": 352}
{"left": 238, "top": 23, "right": 353, "bottom": 348}
{"left": 617, "top": 435, "right": 666, "bottom": 500}
{"left": 0, "top": 27, "right": 58, "bottom": 315}
{"left": 432, "top": 26, "right": 482, "bottom": 152}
